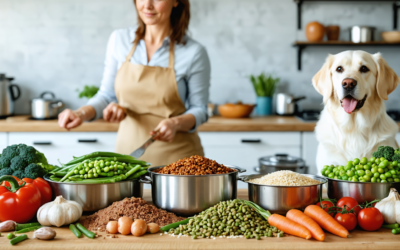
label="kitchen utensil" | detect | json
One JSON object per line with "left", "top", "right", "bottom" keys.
{"left": 140, "top": 165, "right": 246, "bottom": 216}
{"left": 382, "top": 31, "right": 400, "bottom": 43}
{"left": 305, "top": 21, "right": 325, "bottom": 41}
{"left": 0, "top": 74, "right": 21, "bottom": 118}
{"left": 44, "top": 174, "right": 143, "bottom": 211}
{"left": 276, "top": 93, "right": 306, "bottom": 115}
{"left": 254, "top": 154, "right": 308, "bottom": 174}
{"left": 218, "top": 103, "right": 255, "bottom": 118}
{"left": 327, "top": 178, "right": 400, "bottom": 204}
{"left": 326, "top": 25, "right": 340, "bottom": 41}
{"left": 239, "top": 174, "right": 327, "bottom": 214}
{"left": 130, "top": 134, "right": 157, "bottom": 158}
{"left": 350, "top": 26, "right": 375, "bottom": 43}
{"left": 31, "top": 91, "right": 64, "bottom": 120}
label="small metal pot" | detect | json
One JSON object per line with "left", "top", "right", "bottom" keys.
{"left": 44, "top": 174, "right": 143, "bottom": 211}
{"left": 350, "top": 26, "right": 375, "bottom": 43}
{"left": 140, "top": 165, "right": 246, "bottom": 216}
{"left": 31, "top": 91, "right": 64, "bottom": 119}
{"left": 276, "top": 93, "right": 305, "bottom": 116}
{"left": 255, "top": 154, "right": 308, "bottom": 174}
{"left": 239, "top": 174, "right": 327, "bottom": 214}
{"left": 327, "top": 178, "right": 400, "bottom": 203}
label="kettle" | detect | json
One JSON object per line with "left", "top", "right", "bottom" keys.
{"left": 0, "top": 74, "right": 21, "bottom": 118}
{"left": 276, "top": 93, "right": 306, "bottom": 115}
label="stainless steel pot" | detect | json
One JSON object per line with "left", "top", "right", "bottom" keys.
{"left": 140, "top": 165, "right": 246, "bottom": 216}
{"left": 44, "top": 174, "right": 143, "bottom": 211}
{"left": 276, "top": 93, "right": 305, "bottom": 115}
{"left": 239, "top": 174, "right": 327, "bottom": 214}
{"left": 350, "top": 26, "right": 375, "bottom": 43}
{"left": 255, "top": 154, "right": 308, "bottom": 174}
{"left": 327, "top": 178, "right": 400, "bottom": 203}
{"left": 0, "top": 74, "right": 21, "bottom": 118}
{"left": 31, "top": 91, "right": 64, "bottom": 119}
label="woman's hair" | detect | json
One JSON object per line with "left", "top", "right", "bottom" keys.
{"left": 133, "top": 0, "right": 190, "bottom": 45}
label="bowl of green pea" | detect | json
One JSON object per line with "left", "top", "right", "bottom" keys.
{"left": 322, "top": 156, "right": 400, "bottom": 204}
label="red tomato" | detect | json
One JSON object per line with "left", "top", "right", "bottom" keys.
{"left": 358, "top": 207, "right": 383, "bottom": 231}
{"left": 337, "top": 197, "right": 361, "bottom": 215}
{"left": 316, "top": 200, "right": 335, "bottom": 217}
{"left": 334, "top": 213, "right": 357, "bottom": 231}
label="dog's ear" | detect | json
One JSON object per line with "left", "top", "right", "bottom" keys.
{"left": 373, "top": 53, "right": 399, "bottom": 100}
{"left": 312, "top": 54, "right": 334, "bottom": 103}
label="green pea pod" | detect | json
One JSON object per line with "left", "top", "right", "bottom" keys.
{"left": 15, "top": 225, "right": 42, "bottom": 234}
{"left": 382, "top": 223, "right": 399, "bottom": 229}
{"left": 161, "top": 218, "right": 191, "bottom": 232}
{"left": 15, "top": 222, "right": 41, "bottom": 231}
{"left": 10, "top": 234, "right": 28, "bottom": 245}
{"left": 76, "top": 223, "right": 95, "bottom": 239}
{"left": 69, "top": 224, "right": 82, "bottom": 238}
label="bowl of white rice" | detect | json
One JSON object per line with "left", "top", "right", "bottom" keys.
{"left": 239, "top": 170, "right": 327, "bottom": 214}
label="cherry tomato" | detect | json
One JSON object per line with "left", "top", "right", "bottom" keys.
{"left": 334, "top": 213, "right": 357, "bottom": 231}
{"left": 316, "top": 200, "right": 335, "bottom": 217}
{"left": 337, "top": 197, "right": 361, "bottom": 215}
{"left": 358, "top": 207, "right": 383, "bottom": 231}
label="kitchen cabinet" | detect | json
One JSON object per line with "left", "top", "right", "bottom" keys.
{"left": 301, "top": 132, "right": 319, "bottom": 175}
{"left": 8, "top": 132, "right": 117, "bottom": 165}
{"left": 0, "top": 132, "right": 7, "bottom": 149}
{"left": 198, "top": 132, "right": 301, "bottom": 188}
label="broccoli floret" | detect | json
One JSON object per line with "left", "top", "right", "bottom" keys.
{"left": 24, "top": 163, "right": 46, "bottom": 179}
{"left": 19, "top": 146, "right": 39, "bottom": 164}
{"left": 0, "top": 167, "right": 14, "bottom": 177}
{"left": 0, "top": 157, "right": 10, "bottom": 170}
{"left": 12, "top": 170, "right": 25, "bottom": 179}
{"left": 393, "top": 150, "right": 400, "bottom": 162}
{"left": 10, "top": 156, "right": 27, "bottom": 171}
{"left": 372, "top": 146, "right": 395, "bottom": 161}
{"left": 2, "top": 145, "right": 19, "bottom": 160}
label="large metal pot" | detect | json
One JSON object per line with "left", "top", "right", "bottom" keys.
{"left": 239, "top": 174, "right": 327, "bottom": 214}
{"left": 44, "top": 174, "right": 143, "bottom": 211}
{"left": 0, "top": 74, "right": 20, "bottom": 118}
{"left": 276, "top": 93, "right": 305, "bottom": 115}
{"left": 255, "top": 154, "right": 308, "bottom": 174}
{"left": 140, "top": 165, "right": 246, "bottom": 216}
{"left": 350, "top": 26, "right": 375, "bottom": 43}
{"left": 327, "top": 178, "right": 400, "bottom": 203}
{"left": 31, "top": 91, "right": 64, "bottom": 119}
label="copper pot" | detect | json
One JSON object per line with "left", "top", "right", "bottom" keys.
{"left": 305, "top": 21, "right": 325, "bottom": 42}
{"left": 326, "top": 25, "right": 340, "bottom": 41}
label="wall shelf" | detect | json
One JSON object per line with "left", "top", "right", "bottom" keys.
{"left": 293, "top": 41, "right": 400, "bottom": 70}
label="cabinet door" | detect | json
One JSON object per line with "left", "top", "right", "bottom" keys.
{"left": 302, "top": 132, "right": 319, "bottom": 175}
{"left": 8, "top": 132, "right": 117, "bottom": 165}
{"left": 0, "top": 132, "right": 7, "bottom": 149}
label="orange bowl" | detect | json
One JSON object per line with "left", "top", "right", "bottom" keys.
{"left": 218, "top": 103, "right": 255, "bottom": 118}
{"left": 382, "top": 31, "right": 400, "bottom": 43}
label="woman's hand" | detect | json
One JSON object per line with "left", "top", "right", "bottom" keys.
{"left": 58, "top": 109, "right": 84, "bottom": 130}
{"left": 152, "top": 118, "right": 179, "bottom": 143}
{"left": 103, "top": 102, "right": 127, "bottom": 123}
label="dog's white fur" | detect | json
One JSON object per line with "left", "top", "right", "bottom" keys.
{"left": 313, "top": 51, "right": 399, "bottom": 173}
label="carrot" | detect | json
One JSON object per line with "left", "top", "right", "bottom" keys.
{"left": 304, "top": 205, "right": 350, "bottom": 238}
{"left": 286, "top": 209, "right": 325, "bottom": 241}
{"left": 268, "top": 214, "right": 312, "bottom": 240}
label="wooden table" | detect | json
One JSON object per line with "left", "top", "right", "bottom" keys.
{"left": 1, "top": 190, "right": 399, "bottom": 250}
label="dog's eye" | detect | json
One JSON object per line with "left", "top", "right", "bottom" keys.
{"left": 336, "top": 66, "right": 343, "bottom": 73}
{"left": 360, "top": 65, "right": 370, "bottom": 73}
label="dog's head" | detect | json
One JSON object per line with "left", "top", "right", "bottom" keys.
{"left": 312, "top": 51, "right": 399, "bottom": 114}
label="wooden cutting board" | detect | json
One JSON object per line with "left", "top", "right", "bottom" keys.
{"left": 0, "top": 190, "right": 398, "bottom": 250}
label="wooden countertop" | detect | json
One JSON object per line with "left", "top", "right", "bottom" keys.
{"left": 0, "top": 189, "right": 398, "bottom": 250}
{"left": 0, "top": 116, "right": 317, "bottom": 132}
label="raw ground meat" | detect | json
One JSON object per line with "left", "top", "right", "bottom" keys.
{"left": 80, "top": 197, "right": 185, "bottom": 231}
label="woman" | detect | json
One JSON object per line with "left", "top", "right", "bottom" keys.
{"left": 58, "top": 0, "right": 210, "bottom": 166}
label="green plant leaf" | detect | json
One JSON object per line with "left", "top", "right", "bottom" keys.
{"left": 248, "top": 73, "right": 279, "bottom": 97}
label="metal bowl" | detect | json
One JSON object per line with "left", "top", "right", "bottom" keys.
{"left": 327, "top": 178, "right": 400, "bottom": 203}
{"left": 140, "top": 165, "right": 246, "bottom": 216}
{"left": 44, "top": 174, "right": 143, "bottom": 211}
{"left": 239, "top": 174, "right": 327, "bottom": 215}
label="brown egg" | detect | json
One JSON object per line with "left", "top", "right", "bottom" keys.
{"left": 118, "top": 217, "right": 133, "bottom": 235}
{"left": 306, "top": 21, "right": 325, "bottom": 41}
{"left": 106, "top": 221, "right": 118, "bottom": 234}
{"left": 131, "top": 219, "right": 147, "bottom": 237}
{"left": 146, "top": 223, "right": 160, "bottom": 234}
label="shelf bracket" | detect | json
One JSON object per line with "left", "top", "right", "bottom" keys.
{"left": 297, "top": 45, "right": 306, "bottom": 71}
{"left": 394, "top": 3, "right": 400, "bottom": 30}
{"left": 295, "top": 0, "right": 304, "bottom": 30}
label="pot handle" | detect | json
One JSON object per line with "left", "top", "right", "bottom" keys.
{"left": 290, "top": 96, "right": 306, "bottom": 103}
{"left": 238, "top": 175, "right": 249, "bottom": 182}
{"left": 253, "top": 167, "right": 260, "bottom": 172}
{"left": 9, "top": 84, "right": 21, "bottom": 101}
{"left": 51, "top": 101, "right": 64, "bottom": 108}
{"left": 40, "top": 91, "right": 56, "bottom": 99}
{"left": 139, "top": 175, "right": 152, "bottom": 184}
{"left": 230, "top": 166, "right": 246, "bottom": 173}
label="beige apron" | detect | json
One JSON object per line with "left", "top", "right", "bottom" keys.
{"left": 114, "top": 40, "right": 204, "bottom": 166}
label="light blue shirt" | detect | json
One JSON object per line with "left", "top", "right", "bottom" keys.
{"left": 88, "top": 28, "right": 211, "bottom": 131}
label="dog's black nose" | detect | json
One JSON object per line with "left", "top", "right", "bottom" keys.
{"left": 342, "top": 78, "right": 357, "bottom": 91}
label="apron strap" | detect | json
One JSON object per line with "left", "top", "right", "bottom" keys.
{"left": 125, "top": 41, "right": 138, "bottom": 62}
{"left": 168, "top": 41, "right": 175, "bottom": 69}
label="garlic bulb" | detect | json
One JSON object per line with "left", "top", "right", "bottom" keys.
{"left": 37, "top": 196, "right": 83, "bottom": 227}
{"left": 375, "top": 188, "right": 400, "bottom": 224}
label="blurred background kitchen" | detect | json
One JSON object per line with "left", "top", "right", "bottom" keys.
{"left": 1, "top": 0, "right": 400, "bottom": 187}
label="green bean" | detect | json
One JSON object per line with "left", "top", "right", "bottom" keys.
{"left": 15, "top": 222, "right": 41, "bottom": 231}
{"left": 15, "top": 225, "right": 42, "bottom": 234}
{"left": 49, "top": 175, "right": 62, "bottom": 182}
{"left": 127, "top": 170, "right": 148, "bottom": 180}
{"left": 382, "top": 223, "right": 399, "bottom": 229}
{"left": 60, "top": 164, "right": 80, "bottom": 182}
{"left": 69, "top": 224, "right": 82, "bottom": 238}
{"left": 125, "top": 165, "right": 141, "bottom": 178}
{"left": 392, "top": 228, "right": 400, "bottom": 234}
{"left": 76, "top": 223, "right": 95, "bottom": 239}
{"left": 54, "top": 171, "right": 68, "bottom": 177}
{"left": 10, "top": 234, "right": 28, "bottom": 245}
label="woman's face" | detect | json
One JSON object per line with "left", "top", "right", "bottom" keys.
{"left": 136, "top": 0, "right": 178, "bottom": 26}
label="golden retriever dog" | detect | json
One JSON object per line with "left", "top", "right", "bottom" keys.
{"left": 313, "top": 50, "right": 399, "bottom": 173}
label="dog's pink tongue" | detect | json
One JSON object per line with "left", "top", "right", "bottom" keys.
{"left": 342, "top": 97, "right": 358, "bottom": 114}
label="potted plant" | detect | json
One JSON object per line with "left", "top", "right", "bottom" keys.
{"left": 76, "top": 85, "right": 99, "bottom": 99}
{"left": 249, "top": 73, "right": 279, "bottom": 115}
